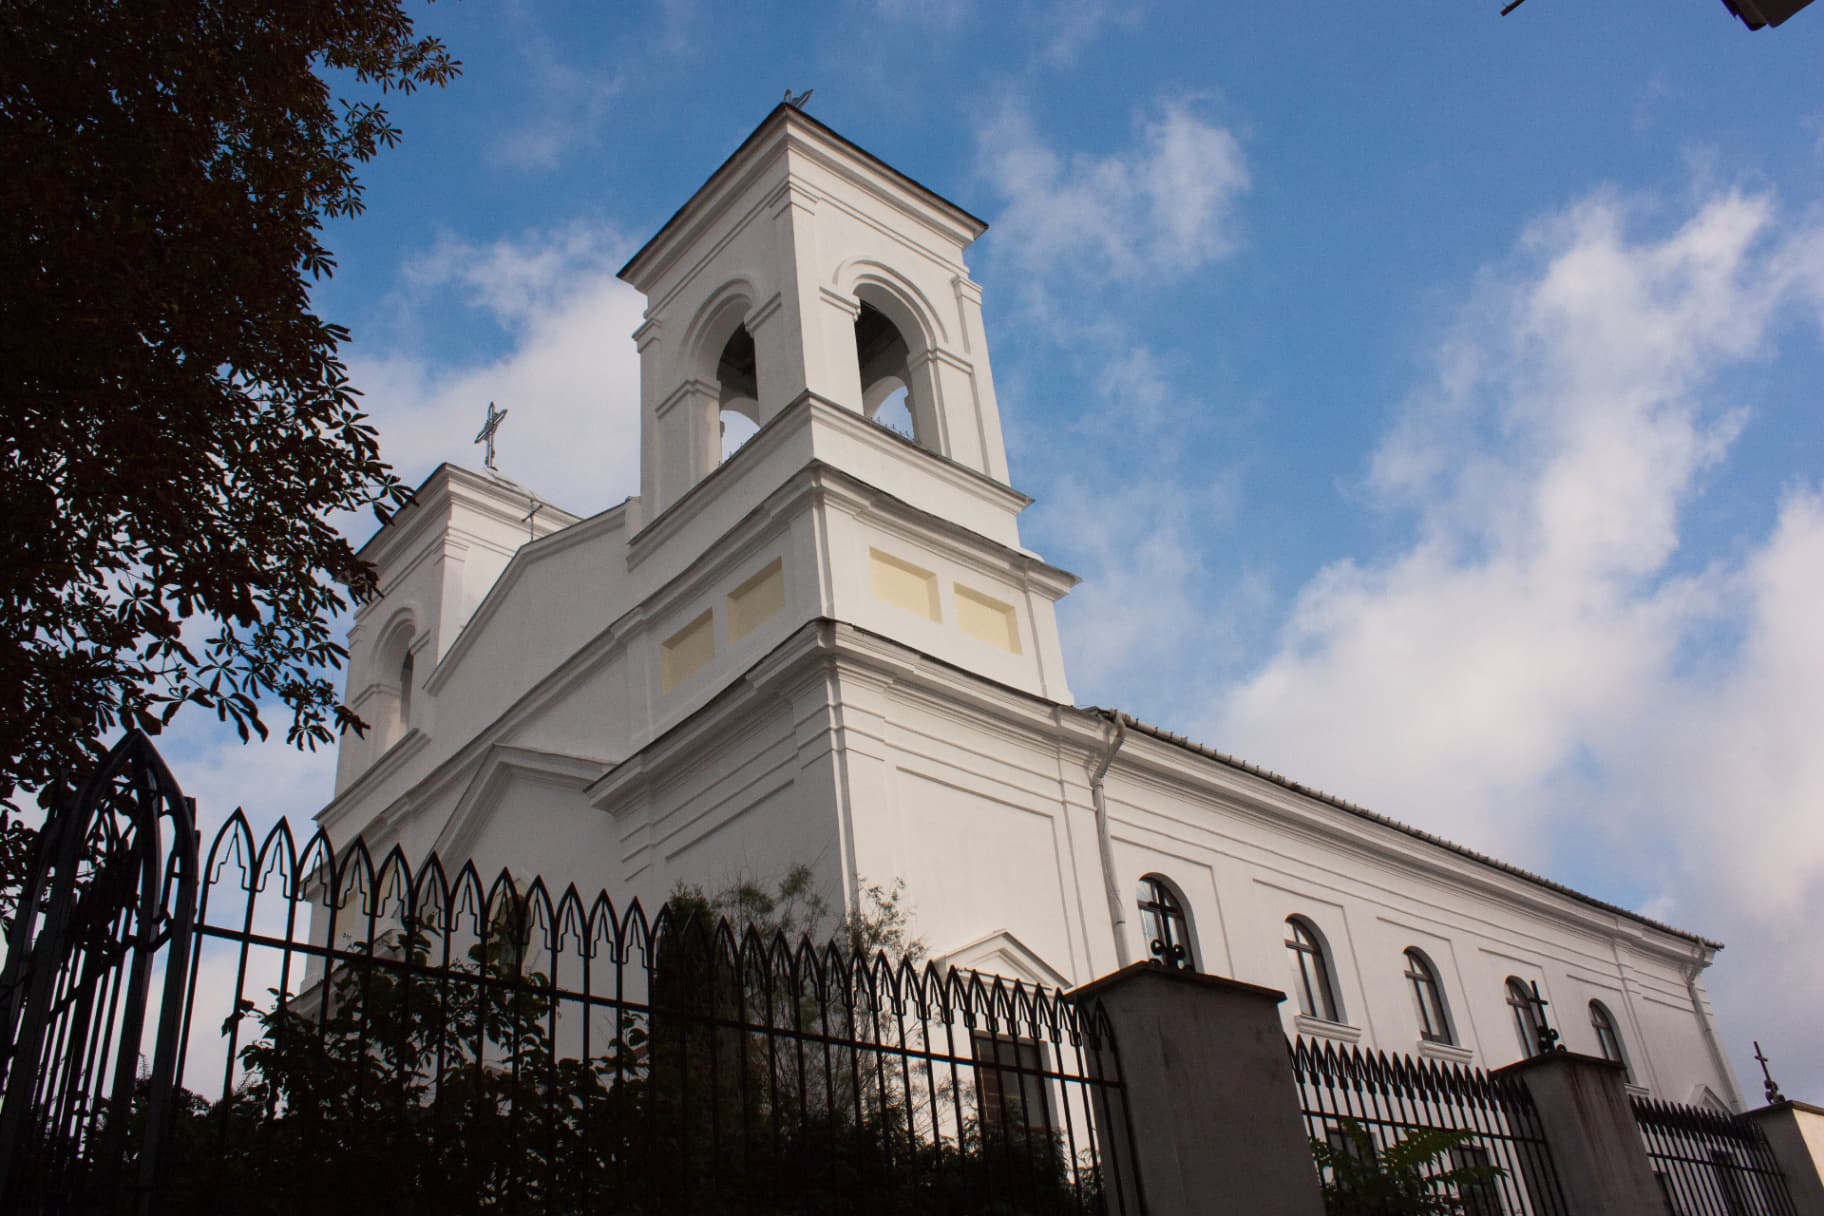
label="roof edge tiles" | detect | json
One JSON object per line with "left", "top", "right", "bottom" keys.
{"left": 619, "top": 103, "right": 988, "bottom": 284}
{"left": 1100, "top": 709, "right": 1722, "bottom": 952}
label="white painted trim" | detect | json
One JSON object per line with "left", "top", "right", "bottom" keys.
{"left": 935, "top": 929, "right": 1071, "bottom": 990}
{"left": 1295, "top": 1015, "right": 1365, "bottom": 1045}
{"left": 1416, "top": 1039, "right": 1476, "bottom": 1066}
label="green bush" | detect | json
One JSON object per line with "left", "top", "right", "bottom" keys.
{"left": 1309, "top": 1118, "right": 1506, "bottom": 1216}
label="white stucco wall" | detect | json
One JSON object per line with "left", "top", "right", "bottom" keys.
{"left": 317, "top": 104, "right": 1744, "bottom": 1115}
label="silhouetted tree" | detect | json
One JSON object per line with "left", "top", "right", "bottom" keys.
{"left": 0, "top": 1, "right": 459, "bottom": 818}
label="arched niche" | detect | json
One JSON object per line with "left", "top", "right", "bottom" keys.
{"left": 373, "top": 613, "right": 418, "bottom": 752}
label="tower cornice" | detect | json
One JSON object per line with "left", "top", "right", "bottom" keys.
{"left": 618, "top": 104, "right": 987, "bottom": 291}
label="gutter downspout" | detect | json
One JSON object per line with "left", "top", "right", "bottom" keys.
{"left": 1683, "top": 950, "right": 1745, "bottom": 1110}
{"left": 1090, "top": 711, "right": 1131, "bottom": 968}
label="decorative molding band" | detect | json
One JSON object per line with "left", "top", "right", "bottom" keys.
{"left": 762, "top": 174, "right": 821, "bottom": 222}
{"left": 743, "top": 292, "right": 786, "bottom": 332}
{"left": 1416, "top": 1038, "right": 1477, "bottom": 1066}
{"left": 907, "top": 346, "right": 975, "bottom": 376}
{"left": 654, "top": 378, "right": 720, "bottom": 419}
{"left": 317, "top": 728, "right": 431, "bottom": 832}
{"left": 1294, "top": 1015, "right": 1366, "bottom": 1045}
{"left": 422, "top": 502, "right": 631, "bottom": 695}
{"left": 817, "top": 285, "right": 860, "bottom": 318}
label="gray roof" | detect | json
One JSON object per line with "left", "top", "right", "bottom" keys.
{"left": 1102, "top": 709, "right": 1722, "bottom": 951}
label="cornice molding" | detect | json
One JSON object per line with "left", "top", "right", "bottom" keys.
{"left": 317, "top": 728, "right": 430, "bottom": 832}
{"left": 619, "top": 106, "right": 983, "bottom": 291}
{"left": 423, "top": 501, "right": 631, "bottom": 695}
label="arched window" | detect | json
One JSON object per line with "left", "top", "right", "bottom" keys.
{"left": 1136, "top": 875, "right": 1195, "bottom": 971}
{"left": 1285, "top": 916, "right": 1342, "bottom": 1022}
{"left": 1507, "top": 977, "right": 1546, "bottom": 1058}
{"left": 398, "top": 647, "right": 415, "bottom": 727}
{"left": 1403, "top": 948, "right": 1454, "bottom": 1045}
{"left": 1589, "top": 1000, "right": 1630, "bottom": 1079}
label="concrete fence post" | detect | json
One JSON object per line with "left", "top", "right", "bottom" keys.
{"left": 1494, "top": 1051, "right": 1661, "bottom": 1216}
{"left": 1744, "top": 1100, "right": 1824, "bottom": 1214}
{"left": 1070, "top": 961, "right": 1324, "bottom": 1216}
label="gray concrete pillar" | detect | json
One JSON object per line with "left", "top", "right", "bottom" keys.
{"left": 1745, "top": 1101, "right": 1824, "bottom": 1215}
{"left": 1496, "top": 1051, "right": 1661, "bottom": 1216}
{"left": 1071, "top": 961, "right": 1324, "bottom": 1216}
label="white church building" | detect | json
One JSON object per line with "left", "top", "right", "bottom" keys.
{"left": 318, "top": 104, "right": 1745, "bottom": 1111}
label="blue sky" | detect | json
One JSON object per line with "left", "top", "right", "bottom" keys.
{"left": 159, "top": 0, "right": 1824, "bottom": 1098}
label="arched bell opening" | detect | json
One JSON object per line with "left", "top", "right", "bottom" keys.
{"left": 864, "top": 379, "right": 915, "bottom": 442}
{"left": 854, "top": 302, "right": 922, "bottom": 446}
{"left": 716, "top": 324, "right": 761, "bottom": 462}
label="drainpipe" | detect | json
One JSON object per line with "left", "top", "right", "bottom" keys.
{"left": 1090, "top": 711, "right": 1131, "bottom": 968}
{"left": 1683, "top": 951, "right": 1744, "bottom": 1110}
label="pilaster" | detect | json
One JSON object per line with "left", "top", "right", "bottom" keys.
{"left": 1496, "top": 1051, "right": 1663, "bottom": 1216}
{"left": 1745, "top": 1102, "right": 1824, "bottom": 1214}
{"left": 1071, "top": 963, "right": 1325, "bottom": 1216}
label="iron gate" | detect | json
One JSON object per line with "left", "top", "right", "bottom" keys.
{"left": 0, "top": 732, "right": 198, "bottom": 1213}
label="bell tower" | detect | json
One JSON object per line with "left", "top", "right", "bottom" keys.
{"left": 619, "top": 104, "right": 1013, "bottom": 517}
{"left": 599, "top": 104, "right": 1076, "bottom": 717}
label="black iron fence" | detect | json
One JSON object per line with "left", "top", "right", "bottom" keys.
{"left": 0, "top": 734, "right": 1139, "bottom": 1215}
{"left": 1290, "top": 1037, "right": 1570, "bottom": 1215}
{"left": 1633, "top": 1095, "right": 1796, "bottom": 1216}
{"left": 0, "top": 735, "right": 197, "bottom": 1214}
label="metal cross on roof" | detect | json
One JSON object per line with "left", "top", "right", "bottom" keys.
{"left": 1754, "top": 1040, "right": 1785, "bottom": 1104}
{"left": 474, "top": 401, "right": 508, "bottom": 471}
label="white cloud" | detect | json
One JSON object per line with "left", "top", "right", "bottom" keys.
{"left": 353, "top": 223, "right": 647, "bottom": 520}
{"left": 1012, "top": 330, "right": 1264, "bottom": 720}
{"left": 1034, "top": 0, "right": 1139, "bottom": 65}
{"left": 488, "top": 34, "right": 622, "bottom": 170}
{"left": 974, "top": 101, "right": 1257, "bottom": 713}
{"left": 1202, "top": 187, "right": 1824, "bottom": 1095}
{"left": 158, "top": 715, "right": 341, "bottom": 845}
{"left": 871, "top": 0, "right": 1139, "bottom": 66}
{"left": 976, "top": 101, "right": 1248, "bottom": 283}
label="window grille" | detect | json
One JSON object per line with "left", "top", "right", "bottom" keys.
{"left": 969, "top": 1032, "right": 1054, "bottom": 1136}
{"left": 1450, "top": 1144, "right": 1505, "bottom": 1216}
{"left": 1506, "top": 977, "right": 1545, "bottom": 1058}
{"left": 1136, "top": 874, "right": 1194, "bottom": 970}
{"left": 1403, "top": 948, "right": 1454, "bottom": 1045}
{"left": 1286, "top": 916, "right": 1342, "bottom": 1022}
{"left": 1589, "top": 1000, "right": 1630, "bottom": 1080}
